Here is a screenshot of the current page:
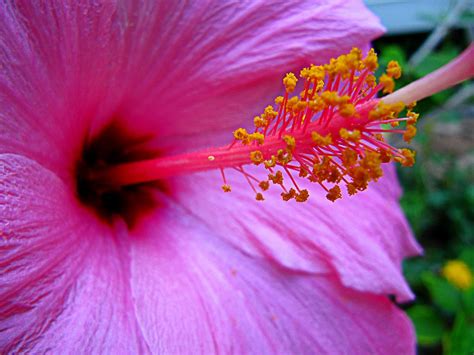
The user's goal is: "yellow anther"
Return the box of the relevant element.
[321,91,340,106]
[283,73,298,93]
[342,148,358,168]
[327,165,342,183]
[378,149,392,163]
[233,127,248,140]
[295,189,309,202]
[390,102,405,115]
[283,135,296,151]
[339,128,361,142]
[312,157,333,182]
[365,74,376,88]
[250,150,264,165]
[295,100,308,112]
[255,193,265,201]
[263,105,278,119]
[334,56,350,77]
[403,125,417,143]
[281,188,296,201]
[299,168,309,177]
[300,67,310,79]
[386,60,402,79]
[208,155,215,161]
[442,260,473,290]
[374,134,385,142]
[346,47,363,70]
[348,166,369,190]
[311,132,332,146]
[361,150,383,181]
[339,103,356,117]
[250,132,265,145]
[379,74,395,94]
[268,171,284,185]
[286,96,299,110]
[276,149,292,165]
[346,183,358,196]
[324,58,338,77]
[264,156,277,169]
[338,95,351,104]
[258,180,270,191]
[363,48,378,71]
[222,184,232,192]
[326,185,342,202]
[369,101,405,121]
[308,96,326,111]
[395,148,415,167]
[407,111,419,124]
[316,80,324,91]
[301,64,325,81]
[254,115,268,128]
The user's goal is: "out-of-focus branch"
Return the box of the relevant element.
[409,0,471,67]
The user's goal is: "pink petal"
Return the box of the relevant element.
[129,195,415,353]
[0,1,384,174]
[0,154,146,353]
[169,164,421,302]
[120,0,385,150]
[0,2,125,176]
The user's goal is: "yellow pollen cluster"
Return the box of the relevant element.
[283,73,298,92]
[339,128,361,143]
[311,132,332,146]
[233,128,265,145]
[363,48,378,71]
[283,135,296,151]
[379,60,402,94]
[250,150,264,165]
[223,48,418,203]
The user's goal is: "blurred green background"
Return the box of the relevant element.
[367,1,473,353]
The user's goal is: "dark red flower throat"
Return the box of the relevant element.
[75,122,167,227]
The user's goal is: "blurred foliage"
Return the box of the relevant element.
[374,29,474,355]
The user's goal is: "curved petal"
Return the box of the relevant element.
[0,1,384,175]
[0,2,126,177]
[169,164,421,302]
[119,0,385,150]
[0,154,147,353]
[129,194,415,353]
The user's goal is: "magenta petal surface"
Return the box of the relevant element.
[0,154,146,353]
[0,1,384,172]
[129,194,415,353]
[170,164,421,302]
[0,0,419,352]
[120,0,385,150]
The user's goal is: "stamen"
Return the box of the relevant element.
[88,46,473,203]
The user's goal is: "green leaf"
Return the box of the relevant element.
[422,272,461,314]
[460,248,474,270]
[413,47,459,77]
[447,310,474,355]
[407,305,445,346]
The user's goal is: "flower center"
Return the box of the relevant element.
[75,122,167,227]
[87,48,418,203]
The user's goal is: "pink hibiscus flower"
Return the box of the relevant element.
[1,1,422,353]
